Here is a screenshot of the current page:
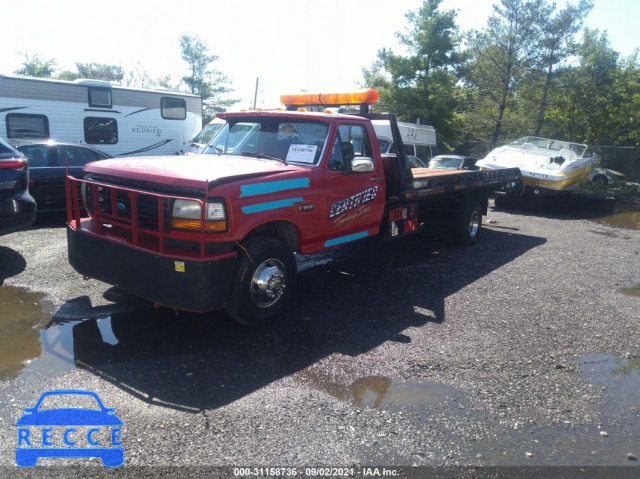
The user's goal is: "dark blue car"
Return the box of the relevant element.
[15,390,123,467]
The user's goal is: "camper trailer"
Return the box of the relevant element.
[0,75,202,157]
[372,120,437,164]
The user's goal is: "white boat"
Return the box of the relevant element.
[476,136,594,196]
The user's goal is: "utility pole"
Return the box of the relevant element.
[253,77,259,110]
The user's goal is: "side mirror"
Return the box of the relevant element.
[351,157,375,173]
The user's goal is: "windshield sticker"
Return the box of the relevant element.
[286,144,317,164]
[329,186,378,219]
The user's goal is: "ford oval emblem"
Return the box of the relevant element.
[117,202,126,211]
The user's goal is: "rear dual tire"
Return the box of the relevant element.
[454,200,482,246]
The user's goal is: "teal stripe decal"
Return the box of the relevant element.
[240,178,310,198]
[242,197,305,214]
[324,231,370,247]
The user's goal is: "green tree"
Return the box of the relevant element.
[14,53,56,77]
[58,63,124,82]
[361,0,462,141]
[546,29,619,143]
[613,53,640,146]
[463,0,539,147]
[180,34,236,121]
[531,0,594,135]
[123,62,156,89]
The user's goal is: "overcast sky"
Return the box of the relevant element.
[2,0,637,108]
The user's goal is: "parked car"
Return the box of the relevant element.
[586,167,626,186]
[0,137,36,235]
[428,155,479,170]
[407,155,429,168]
[13,140,112,213]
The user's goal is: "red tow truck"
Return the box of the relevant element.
[66,90,521,325]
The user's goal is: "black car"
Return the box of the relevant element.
[14,141,112,213]
[428,155,479,170]
[0,138,36,235]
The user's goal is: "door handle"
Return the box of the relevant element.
[371,176,383,182]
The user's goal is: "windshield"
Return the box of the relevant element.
[202,118,330,165]
[509,136,588,156]
[192,121,224,145]
[428,157,463,169]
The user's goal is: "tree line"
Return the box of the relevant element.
[14,34,235,124]
[363,0,639,158]
[13,0,640,156]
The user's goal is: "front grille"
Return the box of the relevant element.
[86,184,172,232]
[67,175,232,261]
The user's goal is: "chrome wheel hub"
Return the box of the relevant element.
[250,259,286,308]
[469,211,480,238]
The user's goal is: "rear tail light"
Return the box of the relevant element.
[0,158,28,169]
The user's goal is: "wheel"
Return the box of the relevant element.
[225,236,296,326]
[453,199,482,246]
[591,174,608,186]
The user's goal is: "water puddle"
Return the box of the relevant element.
[296,367,473,414]
[0,285,110,381]
[468,353,640,468]
[0,286,54,380]
[0,285,227,382]
[592,209,640,231]
[619,284,640,298]
[579,353,640,416]
[349,376,465,411]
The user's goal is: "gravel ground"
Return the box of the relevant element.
[0,199,639,478]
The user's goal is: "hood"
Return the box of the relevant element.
[84,155,302,190]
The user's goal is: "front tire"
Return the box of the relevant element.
[454,199,482,246]
[225,236,296,326]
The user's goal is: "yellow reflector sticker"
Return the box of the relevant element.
[175,261,186,273]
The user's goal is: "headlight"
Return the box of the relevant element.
[171,199,227,232]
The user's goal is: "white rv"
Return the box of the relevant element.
[372,120,437,164]
[0,75,202,156]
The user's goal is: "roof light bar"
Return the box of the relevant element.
[280,89,378,107]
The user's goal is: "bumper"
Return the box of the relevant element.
[67,225,237,312]
[0,192,36,236]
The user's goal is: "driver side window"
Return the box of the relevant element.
[329,124,371,172]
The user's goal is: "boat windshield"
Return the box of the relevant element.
[201,118,330,165]
[509,136,588,156]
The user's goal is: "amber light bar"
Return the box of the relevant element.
[280,89,379,107]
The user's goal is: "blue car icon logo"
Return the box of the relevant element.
[15,390,123,467]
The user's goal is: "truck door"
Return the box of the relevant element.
[322,123,385,241]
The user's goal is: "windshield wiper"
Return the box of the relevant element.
[245,152,287,165]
